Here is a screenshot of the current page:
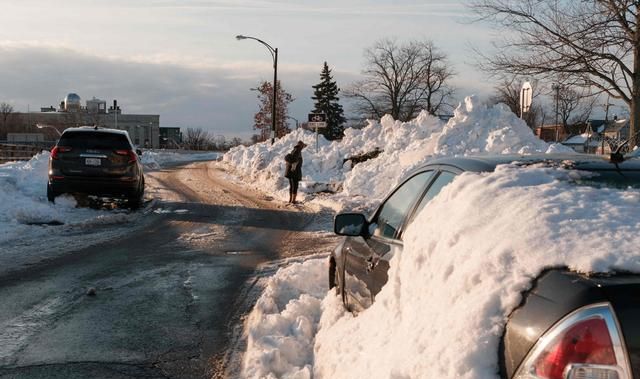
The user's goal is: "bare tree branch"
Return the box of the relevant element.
[346,38,456,121]
[470,0,640,145]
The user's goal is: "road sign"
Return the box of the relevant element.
[520,82,532,118]
[308,113,326,122]
[308,113,327,129]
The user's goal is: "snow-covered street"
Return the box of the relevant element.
[3,98,640,379]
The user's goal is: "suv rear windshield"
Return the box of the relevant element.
[59,132,132,150]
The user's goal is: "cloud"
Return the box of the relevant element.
[0,44,338,138]
[0,43,490,140]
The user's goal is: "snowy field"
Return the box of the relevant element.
[0,149,219,274]
[223,97,640,378]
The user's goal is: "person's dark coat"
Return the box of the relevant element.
[284,147,303,181]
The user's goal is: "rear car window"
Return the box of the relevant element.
[59,132,131,150]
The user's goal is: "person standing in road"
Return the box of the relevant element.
[285,140,306,204]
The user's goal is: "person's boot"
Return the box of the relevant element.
[292,193,297,204]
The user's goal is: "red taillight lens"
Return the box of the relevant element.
[515,304,630,379]
[534,318,616,379]
[50,146,72,160]
[115,149,137,163]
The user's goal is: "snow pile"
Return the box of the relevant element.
[242,257,328,379]
[223,96,571,208]
[0,152,134,243]
[241,164,640,378]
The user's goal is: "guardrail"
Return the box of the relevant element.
[0,143,48,164]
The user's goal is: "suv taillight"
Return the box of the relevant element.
[515,303,631,379]
[115,149,137,163]
[50,146,72,160]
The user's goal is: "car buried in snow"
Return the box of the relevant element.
[329,153,640,379]
[47,126,145,209]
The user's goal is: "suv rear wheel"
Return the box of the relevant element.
[128,180,145,210]
[47,183,57,203]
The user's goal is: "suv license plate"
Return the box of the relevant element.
[85,158,102,166]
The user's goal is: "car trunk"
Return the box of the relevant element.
[503,270,640,378]
[56,132,134,177]
[591,275,640,378]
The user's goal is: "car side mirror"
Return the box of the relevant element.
[334,213,367,236]
[136,149,143,156]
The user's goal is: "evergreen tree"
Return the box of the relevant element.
[311,62,346,140]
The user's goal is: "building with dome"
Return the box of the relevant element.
[64,93,82,112]
[15,93,161,148]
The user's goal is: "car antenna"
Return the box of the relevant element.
[609,129,640,163]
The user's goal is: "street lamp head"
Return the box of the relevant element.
[236,35,247,40]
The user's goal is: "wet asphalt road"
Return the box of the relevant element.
[0,161,335,379]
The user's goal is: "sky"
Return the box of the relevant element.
[0,0,499,139]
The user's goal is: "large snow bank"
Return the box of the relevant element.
[223,96,571,209]
[241,164,640,378]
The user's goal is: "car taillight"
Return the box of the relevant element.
[115,149,137,163]
[50,146,72,160]
[515,303,631,379]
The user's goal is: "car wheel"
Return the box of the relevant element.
[47,183,57,203]
[329,258,343,299]
[128,181,144,210]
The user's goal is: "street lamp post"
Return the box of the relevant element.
[236,34,278,144]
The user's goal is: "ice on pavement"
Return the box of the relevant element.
[232,98,640,378]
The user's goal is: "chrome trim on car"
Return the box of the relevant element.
[80,154,108,158]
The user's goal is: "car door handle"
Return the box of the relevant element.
[365,256,377,273]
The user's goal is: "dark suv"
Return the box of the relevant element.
[47,127,145,209]
[331,154,640,379]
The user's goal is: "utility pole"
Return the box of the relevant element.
[602,96,614,154]
[552,83,560,142]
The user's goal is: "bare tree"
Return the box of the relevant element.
[471,0,640,146]
[489,76,545,129]
[346,38,455,121]
[183,128,213,150]
[0,102,13,128]
[553,85,598,134]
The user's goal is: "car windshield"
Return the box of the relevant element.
[59,132,131,150]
